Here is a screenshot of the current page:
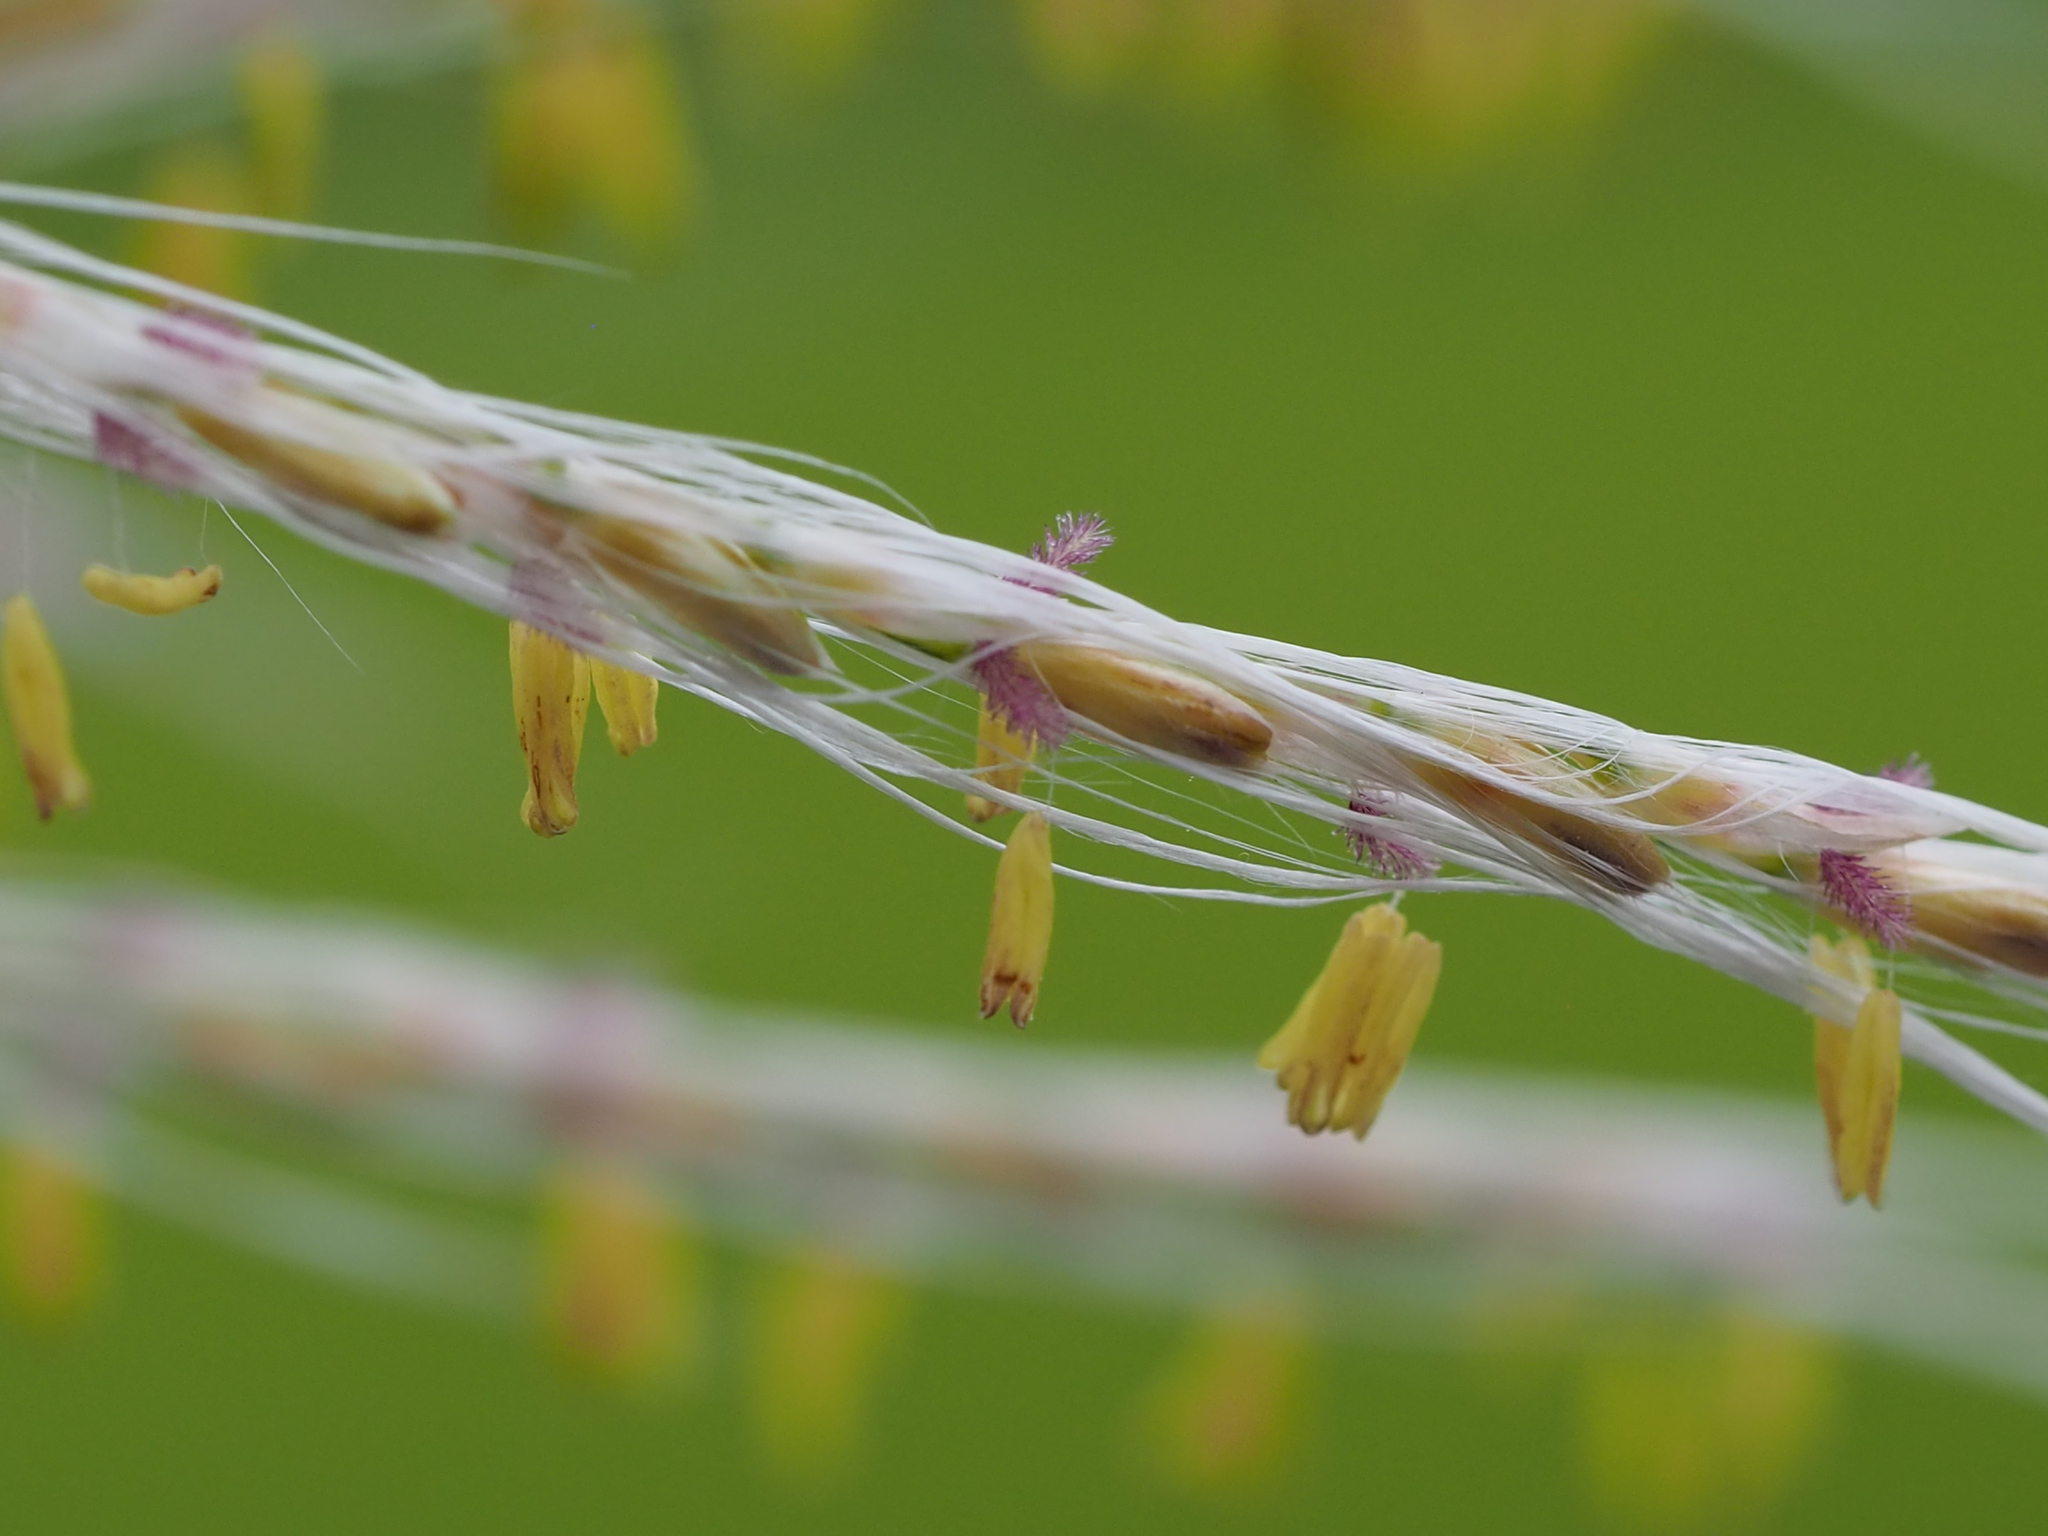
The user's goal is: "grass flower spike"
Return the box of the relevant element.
[1,593,89,820]
[510,619,590,836]
[981,811,1054,1026]
[1259,903,1442,1137]
[8,200,2048,1170]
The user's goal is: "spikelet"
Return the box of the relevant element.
[510,620,591,836]
[576,514,823,675]
[81,563,222,616]
[1013,641,1273,768]
[177,400,456,535]
[590,658,658,756]
[980,812,1055,1025]
[1259,902,1441,1137]
[1808,934,1900,1206]
[1,594,89,819]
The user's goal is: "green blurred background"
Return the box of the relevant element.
[4,0,2048,1527]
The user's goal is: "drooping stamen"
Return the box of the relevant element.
[590,659,658,757]
[82,563,222,616]
[1818,850,1912,950]
[1258,903,1442,1139]
[1,594,90,820]
[980,812,1055,1026]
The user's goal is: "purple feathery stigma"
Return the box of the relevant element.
[1878,753,1935,790]
[1343,787,1437,882]
[1030,512,1114,574]
[1818,849,1912,950]
[973,647,1069,749]
[94,412,197,491]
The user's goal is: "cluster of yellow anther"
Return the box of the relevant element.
[1807,933,1901,1207]
[1258,902,1443,1138]
[508,621,660,836]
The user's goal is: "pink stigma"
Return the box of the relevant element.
[973,648,1068,749]
[1030,512,1114,574]
[1818,850,1911,950]
[1343,788,1437,882]
[1878,754,1935,789]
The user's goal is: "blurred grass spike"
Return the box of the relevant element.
[1142,1304,1306,1491]
[750,1250,902,1479]
[511,619,591,836]
[541,1160,693,1382]
[1809,935,1902,1206]
[1259,902,1441,1138]
[1,1141,103,1327]
[1,593,90,820]
[81,562,222,616]
[238,34,325,223]
[981,811,1054,1026]
[590,657,659,755]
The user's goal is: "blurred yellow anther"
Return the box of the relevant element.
[132,140,256,299]
[2,593,90,820]
[493,0,696,252]
[2,1142,102,1327]
[177,403,457,536]
[965,695,1034,822]
[751,1250,901,1479]
[980,811,1054,1025]
[1808,934,1900,1206]
[1016,641,1273,768]
[238,35,325,221]
[1258,902,1441,1138]
[1582,1310,1833,1528]
[81,563,222,616]
[1143,1306,1305,1490]
[590,658,658,756]
[541,1161,691,1381]
[511,620,591,836]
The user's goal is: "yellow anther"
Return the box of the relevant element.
[965,695,1034,822]
[81,563,222,616]
[590,658,659,756]
[980,811,1054,1026]
[510,620,591,836]
[1258,902,1441,1138]
[1015,641,1273,768]
[1808,934,1900,1206]
[541,1161,691,1381]
[2,1142,102,1327]
[576,514,824,676]
[238,35,325,221]
[177,402,457,536]
[1,593,89,820]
